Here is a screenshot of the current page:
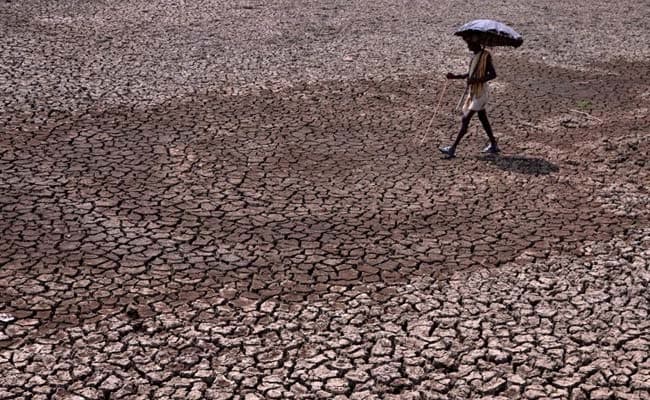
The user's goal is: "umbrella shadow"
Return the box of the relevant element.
[479,154,559,175]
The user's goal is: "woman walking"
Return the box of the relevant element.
[439,37,500,158]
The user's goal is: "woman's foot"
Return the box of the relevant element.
[482,144,500,154]
[439,146,456,158]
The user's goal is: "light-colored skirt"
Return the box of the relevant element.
[463,84,490,112]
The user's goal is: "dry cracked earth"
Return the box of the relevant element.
[1,1,649,399]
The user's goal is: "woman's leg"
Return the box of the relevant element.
[440,110,474,157]
[453,110,475,149]
[477,110,498,148]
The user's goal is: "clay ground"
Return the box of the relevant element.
[1,0,649,399]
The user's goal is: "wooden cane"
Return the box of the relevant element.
[418,80,449,144]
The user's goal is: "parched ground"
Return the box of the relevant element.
[1,1,649,399]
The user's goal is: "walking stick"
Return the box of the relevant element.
[418,80,449,144]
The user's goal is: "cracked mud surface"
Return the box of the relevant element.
[1,1,649,399]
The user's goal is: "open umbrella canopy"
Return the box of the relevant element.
[455,19,523,48]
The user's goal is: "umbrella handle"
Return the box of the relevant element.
[455,86,469,113]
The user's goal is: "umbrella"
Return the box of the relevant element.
[454,19,523,48]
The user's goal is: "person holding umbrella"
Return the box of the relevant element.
[440,36,498,157]
[439,20,523,158]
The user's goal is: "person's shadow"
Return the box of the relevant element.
[479,154,559,175]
